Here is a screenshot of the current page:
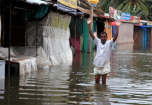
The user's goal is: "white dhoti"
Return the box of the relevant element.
[94,63,110,75]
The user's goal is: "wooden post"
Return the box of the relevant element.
[74,18,77,55]
[36,18,38,56]
[150,28,152,49]
[88,7,93,53]
[8,0,12,78]
[1,2,5,47]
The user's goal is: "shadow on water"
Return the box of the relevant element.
[0,41,152,104]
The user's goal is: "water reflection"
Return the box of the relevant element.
[109,41,152,104]
[1,41,152,105]
[0,79,4,99]
[2,65,72,105]
[93,84,111,105]
[133,41,151,51]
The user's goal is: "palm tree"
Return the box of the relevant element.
[98,0,114,13]
[146,0,152,20]
[98,0,151,20]
[116,0,149,19]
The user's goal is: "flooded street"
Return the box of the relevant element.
[0,42,152,105]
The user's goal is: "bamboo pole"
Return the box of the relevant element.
[74,18,77,55]
[88,7,93,53]
[36,18,38,57]
[8,0,12,77]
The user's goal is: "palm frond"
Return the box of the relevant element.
[138,1,149,15]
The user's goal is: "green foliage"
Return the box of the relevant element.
[98,0,152,20]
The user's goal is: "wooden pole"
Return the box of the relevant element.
[74,18,77,55]
[8,0,12,77]
[2,2,5,47]
[36,18,38,57]
[88,7,93,53]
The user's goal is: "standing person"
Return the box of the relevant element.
[87,18,121,84]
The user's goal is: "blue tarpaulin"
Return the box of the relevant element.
[57,2,77,15]
[143,26,152,27]
[112,25,116,38]
[139,25,152,30]
[139,26,146,30]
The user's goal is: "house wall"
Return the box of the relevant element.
[116,23,134,44]
[133,26,152,50]
[134,26,143,42]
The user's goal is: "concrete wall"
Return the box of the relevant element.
[116,23,134,44]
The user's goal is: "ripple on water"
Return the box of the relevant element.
[76,83,94,86]
[1,43,152,105]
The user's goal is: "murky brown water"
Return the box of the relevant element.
[0,42,152,105]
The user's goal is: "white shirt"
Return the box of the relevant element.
[93,37,113,67]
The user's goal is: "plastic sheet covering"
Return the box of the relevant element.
[26,11,72,66]
[0,16,1,46]
[12,46,49,68]
[81,18,89,52]
[13,57,37,75]
[0,60,5,79]
[0,47,15,60]
[0,47,37,75]
[27,5,49,21]
[25,0,49,5]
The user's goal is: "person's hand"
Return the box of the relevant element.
[87,18,92,25]
[115,21,121,26]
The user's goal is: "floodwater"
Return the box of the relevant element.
[0,42,152,105]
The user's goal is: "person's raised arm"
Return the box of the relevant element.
[113,21,121,42]
[87,18,95,39]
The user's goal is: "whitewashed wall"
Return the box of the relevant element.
[116,23,134,44]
